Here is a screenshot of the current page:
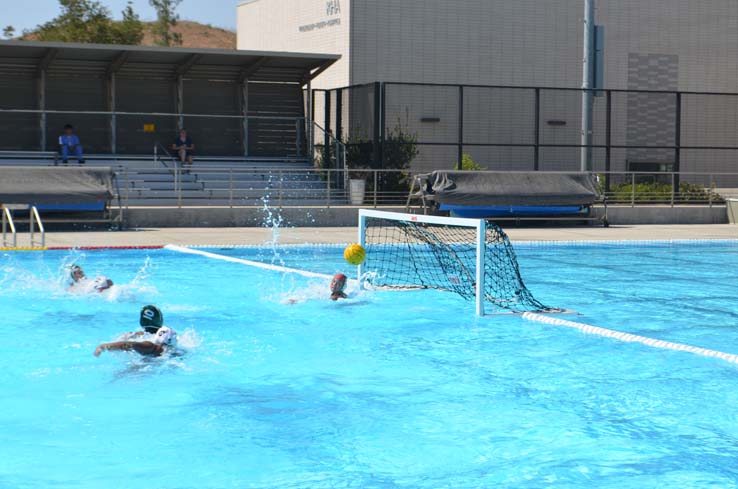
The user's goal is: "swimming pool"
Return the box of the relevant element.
[3,241,738,488]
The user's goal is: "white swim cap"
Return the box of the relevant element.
[152,326,177,346]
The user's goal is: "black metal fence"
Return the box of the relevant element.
[312,82,738,189]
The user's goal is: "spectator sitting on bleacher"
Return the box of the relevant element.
[172,128,195,172]
[59,124,85,165]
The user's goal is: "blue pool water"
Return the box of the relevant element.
[3,242,738,488]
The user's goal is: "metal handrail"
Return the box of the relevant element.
[111,167,738,208]
[29,206,45,248]
[114,167,738,177]
[153,141,179,171]
[311,120,349,190]
[2,207,16,248]
[312,121,348,166]
[153,141,183,199]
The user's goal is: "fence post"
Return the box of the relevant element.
[709,175,714,208]
[343,144,348,192]
[326,169,331,208]
[324,91,331,165]
[242,82,249,157]
[605,90,612,192]
[534,87,540,171]
[336,88,343,144]
[307,80,314,162]
[373,82,383,170]
[631,173,635,207]
[458,85,464,170]
[674,92,682,194]
[38,69,46,151]
[109,72,117,154]
[335,139,340,171]
[373,171,378,208]
[671,172,675,208]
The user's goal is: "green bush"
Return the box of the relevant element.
[608,180,719,203]
[459,153,486,171]
[379,124,419,192]
[324,125,418,194]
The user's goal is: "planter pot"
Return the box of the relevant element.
[349,178,366,205]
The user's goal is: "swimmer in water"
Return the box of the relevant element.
[330,273,348,301]
[284,273,349,304]
[94,326,177,357]
[118,305,171,340]
[69,264,113,292]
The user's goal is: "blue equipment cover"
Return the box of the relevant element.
[440,204,587,218]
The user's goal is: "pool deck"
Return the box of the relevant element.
[12,224,738,248]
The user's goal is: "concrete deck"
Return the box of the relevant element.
[6,224,737,248]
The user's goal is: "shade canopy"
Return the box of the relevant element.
[0,40,339,83]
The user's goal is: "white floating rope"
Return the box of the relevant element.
[522,312,738,365]
[164,244,356,284]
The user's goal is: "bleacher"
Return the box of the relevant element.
[0,42,345,216]
[0,154,345,207]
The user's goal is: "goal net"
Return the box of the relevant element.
[358,210,554,315]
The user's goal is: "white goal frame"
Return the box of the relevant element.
[358,209,487,316]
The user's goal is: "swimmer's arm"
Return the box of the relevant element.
[94,341,161,356]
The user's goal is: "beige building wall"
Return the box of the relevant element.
[238,0,738,91]
[350,0,582,88]
[348,0,738,91]
[237,0,350,90]
[237,0,738,175]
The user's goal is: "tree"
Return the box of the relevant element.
[116,2,145,45]
[149,0,183,47]
[2,25,15,39]
[34,0,143,45]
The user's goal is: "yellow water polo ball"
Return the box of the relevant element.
[344,243,366,265]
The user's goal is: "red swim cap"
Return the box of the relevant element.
[331,273,347,293]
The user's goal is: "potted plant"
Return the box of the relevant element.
[341,126,419,205]
[345,135,373,205]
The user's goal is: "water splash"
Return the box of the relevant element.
[2,253,158,302]
[359,270,380,289]
[259,178,298,295]
[274,278,366,305]
[176,327,203,350]
[260,192,285,266]
[68,256,158,302]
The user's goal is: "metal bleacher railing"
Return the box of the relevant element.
[110,167,735,209]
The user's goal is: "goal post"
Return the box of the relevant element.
[475,218,486,316]
[357,209,553,316]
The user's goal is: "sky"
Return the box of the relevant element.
[3,0,239,33]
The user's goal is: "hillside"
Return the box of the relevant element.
[21,20,237,50]
[141,21,236,50]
